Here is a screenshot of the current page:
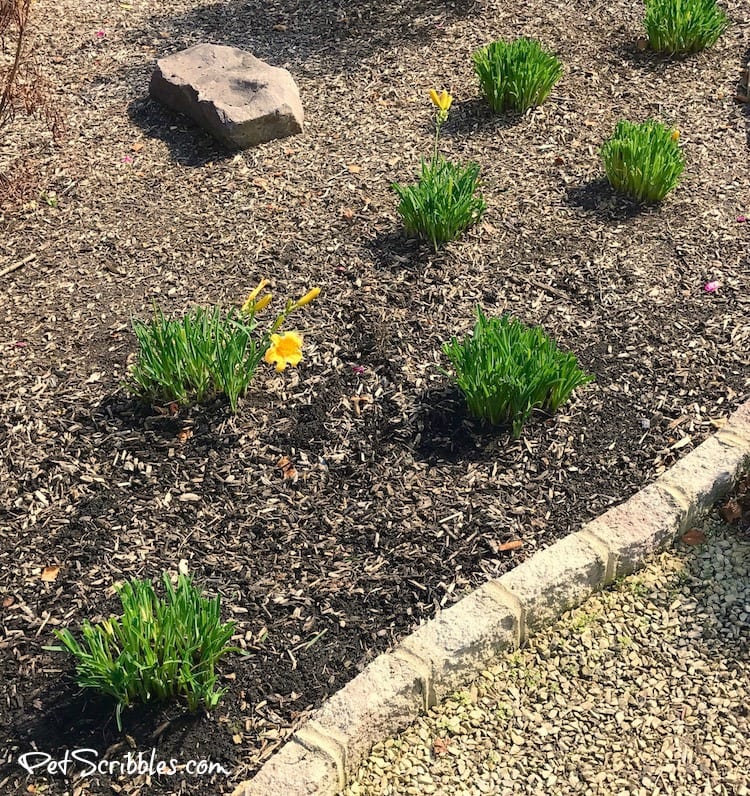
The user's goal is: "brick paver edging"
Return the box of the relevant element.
[232,399,750,796]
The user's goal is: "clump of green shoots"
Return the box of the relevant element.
[643,0,728,54]
[472,38,563,114]
[47,573,240,729]
[126,283,319,411]
[600,119,685,203]
[392,89,485,250]
[443,307,593,438]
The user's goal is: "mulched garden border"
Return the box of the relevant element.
[1,0,748,793]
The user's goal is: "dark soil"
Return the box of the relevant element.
[1,0,748,793]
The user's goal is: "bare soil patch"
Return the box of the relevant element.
[1,0,748,793]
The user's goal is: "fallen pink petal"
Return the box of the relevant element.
[704,281,720,292]
[737,215,747,223]
[122,155,133,164]
[95,30,105,38]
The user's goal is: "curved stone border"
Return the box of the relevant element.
[232,400,750,796]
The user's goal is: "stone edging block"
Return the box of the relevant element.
[494,532,608,637]
[658,431,750,514]
[231,737,338,796]
[232,398,750,796]
[232,653,424,795]
[397,581,520,706]
[578,482,687,581]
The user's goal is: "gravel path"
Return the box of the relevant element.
[346,515,750,796]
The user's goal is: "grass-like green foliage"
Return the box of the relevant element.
[392,156,486,250]
[48,574,238,729]
[600,119,685,203]
[472,38,563,114]
[443,308,593,438]
[127,305,263,411]
[644,0,728,53]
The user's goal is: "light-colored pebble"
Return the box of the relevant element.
[345,517,750,795]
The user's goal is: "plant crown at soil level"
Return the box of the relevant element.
[600,119,685,203]
[472,37,563,114]
[47,573,239,730]
[443,307,594,438]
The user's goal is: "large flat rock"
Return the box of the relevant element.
[149,44,303,149]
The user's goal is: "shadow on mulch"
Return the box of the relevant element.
[126,96,235,167]
[612,40,701,73]
[126,0,477,79]
[93,392,248,438]
[410,384,517,464]
[13,671,128,751]
[364,224,489,274]
[6,666,228,775]
[435,98,526,139]
[564,177,653,222]
[364,229,432,271]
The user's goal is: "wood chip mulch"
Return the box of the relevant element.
[1,0,748,793]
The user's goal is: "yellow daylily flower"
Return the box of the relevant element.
[241,279,271,314]
[264,331,303,372]
[293,286,321,309]
[429,89,453,113]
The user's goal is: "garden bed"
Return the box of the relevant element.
[1,0,748,793]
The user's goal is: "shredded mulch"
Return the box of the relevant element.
[1,0,748,793]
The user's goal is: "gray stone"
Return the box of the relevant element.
[231,739,338,796]
[658,435,750,521]
[149,44,303,149]
[398,583,519,704]
[495,533,608,635]
[305,652,426,778]
[579,482,687,579]
[232,654,425,796]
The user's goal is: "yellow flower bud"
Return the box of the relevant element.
[293,286,321,309]
[252,293,273,312]
[670,129,680,142]
[429,89,453,113]
[241,279,271,314]
[242,278,270,301]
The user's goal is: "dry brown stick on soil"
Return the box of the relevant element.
[0,252,36,277]
[509,272,570,301]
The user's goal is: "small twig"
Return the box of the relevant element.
[297,628,328,652]
[0,252,35,277]
[151,718,173,740]
[508,272,570,301]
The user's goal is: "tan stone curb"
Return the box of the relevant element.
[231,399,750,796]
